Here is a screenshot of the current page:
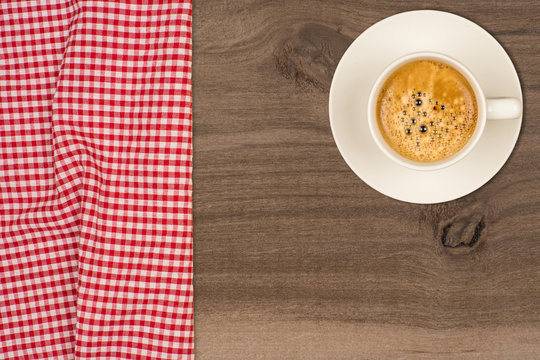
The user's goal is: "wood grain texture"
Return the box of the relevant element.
[192,1,540,358]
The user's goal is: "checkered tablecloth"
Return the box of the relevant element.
[1,1,193,358]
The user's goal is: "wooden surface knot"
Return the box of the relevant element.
[274,23,352,90]
[441,214,485,248]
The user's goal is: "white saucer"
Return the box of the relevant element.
[329,10,522,204]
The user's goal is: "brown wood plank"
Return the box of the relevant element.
[192,1,540,358]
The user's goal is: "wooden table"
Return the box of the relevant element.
[192,1,540,358]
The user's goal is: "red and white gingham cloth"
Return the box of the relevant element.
[1,1,193,359]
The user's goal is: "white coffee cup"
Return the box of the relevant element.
[367,52,521,171]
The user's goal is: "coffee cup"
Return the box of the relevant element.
[367,52,521,171]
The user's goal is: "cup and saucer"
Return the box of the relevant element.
[329,10,523,204]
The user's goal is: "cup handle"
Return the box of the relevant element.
[486,98,522,120]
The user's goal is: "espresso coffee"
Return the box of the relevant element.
[376,60,478,162]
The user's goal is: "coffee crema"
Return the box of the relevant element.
[376,60,478,162]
